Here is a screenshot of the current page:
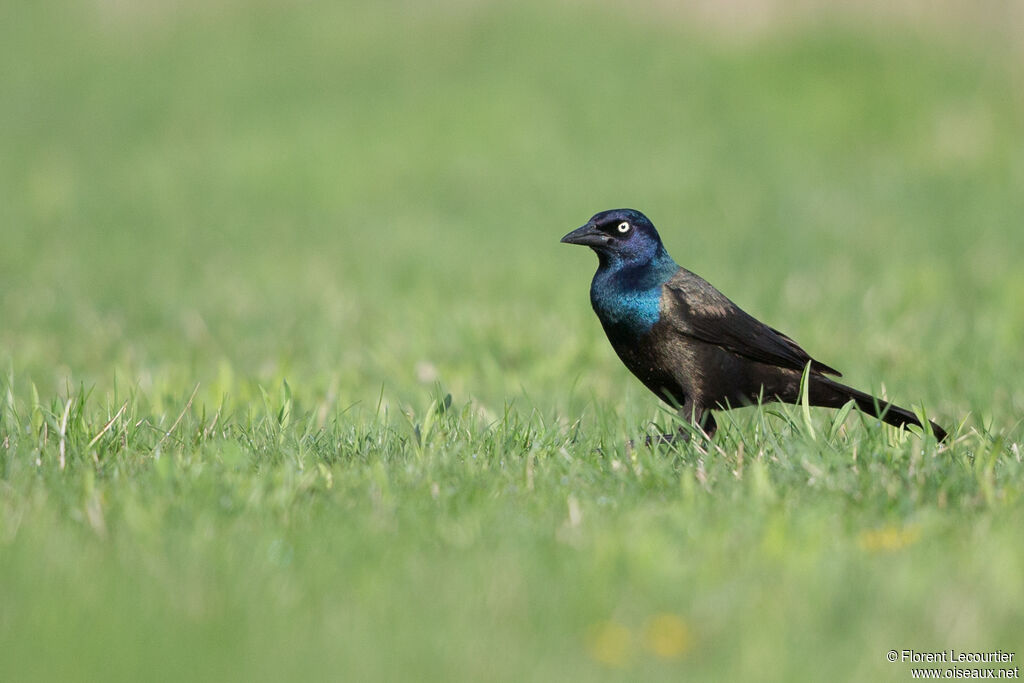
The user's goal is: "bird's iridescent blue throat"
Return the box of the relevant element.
[560,208,680,335]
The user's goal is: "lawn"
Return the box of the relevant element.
[2,2,1022,681]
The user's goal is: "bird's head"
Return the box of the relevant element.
[561,208,666,267]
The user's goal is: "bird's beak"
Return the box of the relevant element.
[560,222,609,247]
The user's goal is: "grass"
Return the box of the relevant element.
[2,2,1023,681]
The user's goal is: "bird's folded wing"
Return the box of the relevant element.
[663,271,841,376]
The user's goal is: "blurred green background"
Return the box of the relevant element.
[2,1,1022,681]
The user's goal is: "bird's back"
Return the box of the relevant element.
[660,268,841,377]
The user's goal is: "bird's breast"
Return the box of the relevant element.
[589,282,663,337]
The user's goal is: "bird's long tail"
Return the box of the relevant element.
[810,377,948,442]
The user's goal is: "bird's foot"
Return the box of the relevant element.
[644,429,690,447]
[627,419,717,451]
[623,428,691,452]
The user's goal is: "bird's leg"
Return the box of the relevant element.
[675,401,717,439]
[641,404,717,447]
[698,411,718,438]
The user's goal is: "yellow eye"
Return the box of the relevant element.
[617,222,630,233]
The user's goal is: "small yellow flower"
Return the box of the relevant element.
[857,525,921,552]
[585,620,633,667]
[643,613,692,660]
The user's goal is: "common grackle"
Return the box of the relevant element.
[561,208,947,441]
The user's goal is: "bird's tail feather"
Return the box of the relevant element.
[811,378,948,442]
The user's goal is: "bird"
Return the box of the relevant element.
[561,208,947,442]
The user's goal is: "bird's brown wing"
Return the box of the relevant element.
[662,269,841,376]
